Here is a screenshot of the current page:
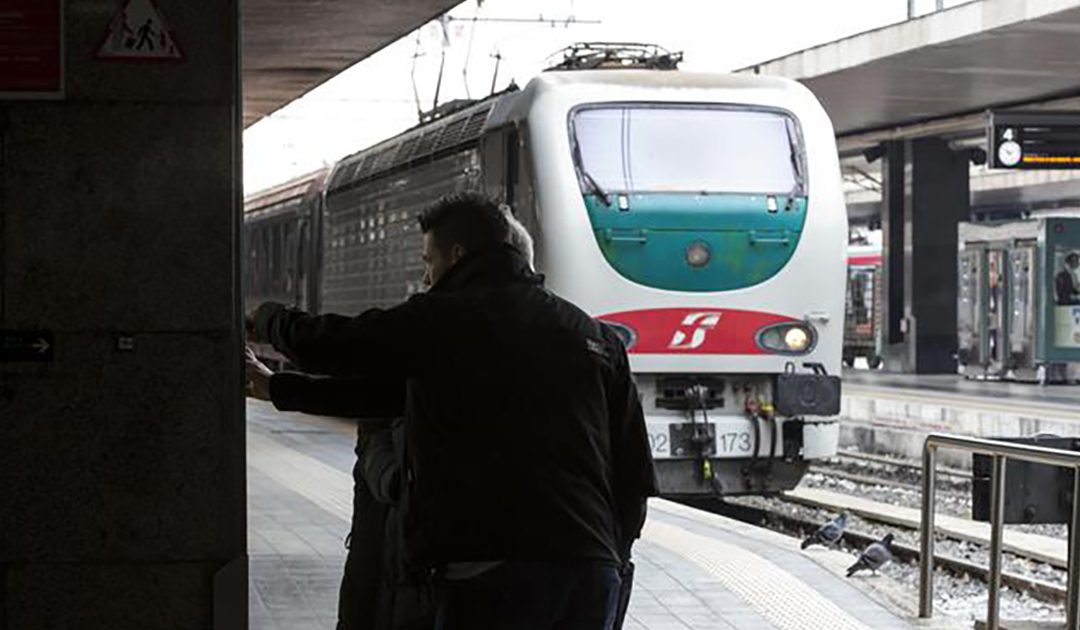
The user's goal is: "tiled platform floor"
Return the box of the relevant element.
[247,401,918,630]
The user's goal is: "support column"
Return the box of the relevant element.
[906,138,970,373]
[0,2,245,628]
[881,138,970,373]
[880,140,906,365]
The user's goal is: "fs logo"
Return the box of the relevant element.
[668,312,723,350]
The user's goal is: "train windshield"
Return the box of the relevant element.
[571,105,804,196]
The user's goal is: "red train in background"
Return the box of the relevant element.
[845,242,883,369]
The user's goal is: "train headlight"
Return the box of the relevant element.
[686,241,711,268]
[784,327,810,352]
[756,322,816,355]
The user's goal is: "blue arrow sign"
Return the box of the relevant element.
[0,330,54,362]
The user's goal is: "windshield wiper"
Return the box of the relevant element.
[579,168,612,207]
[784,120,806,210]
[570,137,612,207]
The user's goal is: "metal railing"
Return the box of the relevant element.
[920,434,1080,630]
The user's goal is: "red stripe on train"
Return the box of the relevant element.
[848,255,882,266]
[598,308,798,355]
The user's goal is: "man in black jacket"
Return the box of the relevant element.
[251,192,657,630]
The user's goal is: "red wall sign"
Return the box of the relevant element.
[0,0,64,98]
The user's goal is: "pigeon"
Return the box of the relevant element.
[801,513,848,550]
[846,533,895,577]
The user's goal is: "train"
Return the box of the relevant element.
[845,242,883,369]
[245,44,848,496]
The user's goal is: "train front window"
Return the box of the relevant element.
[571,105,804,196]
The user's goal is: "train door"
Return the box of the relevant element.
[1007,243,1038,378]
[957,247,985,368]
[985,248,1009,375]
[481,124,540,263]
[481,126,515,205]
[283,220,297,306]
[296,219,310,311]
[259,224,273,299]
[844,265,879,367]
[305,194,324,314]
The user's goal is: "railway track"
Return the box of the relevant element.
[683,448,1067,608]
[813,452,974,513]
[689,497,1068,605]
[804,453,1067,564]
[833,450,972,481]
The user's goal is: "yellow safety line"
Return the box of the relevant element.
[644,520,873,630]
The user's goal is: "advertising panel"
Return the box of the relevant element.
[1051,244,1080,348]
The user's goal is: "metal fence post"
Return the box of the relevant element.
[919,435,1080,625]
[1068,466,1080,630]
[919,442,937,618]
[987,455,1007,630]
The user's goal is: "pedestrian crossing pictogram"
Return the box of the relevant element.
[97,0,183,61]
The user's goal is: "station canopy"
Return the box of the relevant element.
[243,0,461,127]
[740,0,1080,144]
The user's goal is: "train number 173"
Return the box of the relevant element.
[717,431,751,453]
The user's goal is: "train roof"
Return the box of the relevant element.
[533,69,804,93]
[322,69,811,196]
[245,168,328,215]
[326,92,509,195]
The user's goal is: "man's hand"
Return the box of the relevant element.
[245,345,274,401]
[248,302,287,345]
[245,314,258,343]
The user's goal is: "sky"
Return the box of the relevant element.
[242,0,962,193]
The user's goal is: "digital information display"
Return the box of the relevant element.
[987,111,1080,170]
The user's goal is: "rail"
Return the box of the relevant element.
[919,434,1080,630]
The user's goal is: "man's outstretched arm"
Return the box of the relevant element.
[251,299,431,377]
[246,345,406,419]
[270,372,406,419]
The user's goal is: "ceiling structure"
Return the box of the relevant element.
[242,0,462,127]
[741,0,1080,145]
[846,166,1080,223]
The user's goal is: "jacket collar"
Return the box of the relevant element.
[430,244,543,293]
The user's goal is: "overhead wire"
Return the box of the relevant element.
[410,32,426,122]
[461,0,483,99]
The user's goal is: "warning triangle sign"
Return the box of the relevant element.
[97,0,183,61]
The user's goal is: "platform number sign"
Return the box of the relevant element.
[996,129,1022,167]
[988,110,1080,170]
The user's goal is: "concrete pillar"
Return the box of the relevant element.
[0,2,245,628]
[882,137,970,374]
[880,141,906,351]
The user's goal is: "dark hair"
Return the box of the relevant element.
[418,192,510,254]
[1068,253,1080,266]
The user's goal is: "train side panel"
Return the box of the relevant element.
[243,170,326,315]
[319,102,501,314]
